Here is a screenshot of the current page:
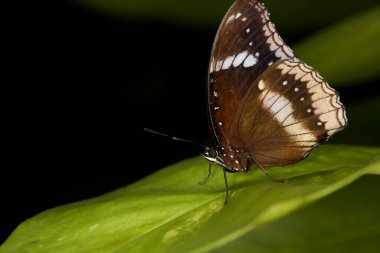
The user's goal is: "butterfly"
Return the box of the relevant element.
[146,0,347,204]
[199,0,347,202]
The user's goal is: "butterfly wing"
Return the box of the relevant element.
[208,0,347,170]
[208,0,296,148]
[229,60,347,167]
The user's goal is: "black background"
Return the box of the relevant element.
[2,0,379,243]
[3,1,211,242]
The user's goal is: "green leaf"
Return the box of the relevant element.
[1,145,380,252]
[214,175,380,253]
[294,5,380,86]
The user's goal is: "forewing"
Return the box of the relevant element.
[230,60,347,167]
[208,0,296,147]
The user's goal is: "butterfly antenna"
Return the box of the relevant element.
[144,128,208,149]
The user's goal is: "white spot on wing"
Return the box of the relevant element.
[222,55,235,70]
[258,80,266,91]
[235,12,242,19]
[233,51,248,67]
[226,14,235,24]
[246,28,251,33]
[243,54,257,68]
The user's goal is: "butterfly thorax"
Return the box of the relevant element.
[201,146,251,173]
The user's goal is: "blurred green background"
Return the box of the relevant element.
[2,0,380,249]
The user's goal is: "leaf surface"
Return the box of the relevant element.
[2,145,379,252]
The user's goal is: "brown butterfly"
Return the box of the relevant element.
[146,0,347,204]
[199,0,347,202]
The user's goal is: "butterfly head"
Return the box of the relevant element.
[201,147,249,173]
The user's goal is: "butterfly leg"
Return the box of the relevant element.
[199,162,213,185]
[223,168,229,205]
[249,156,285,183]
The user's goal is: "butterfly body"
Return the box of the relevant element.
[204,0,347,173]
